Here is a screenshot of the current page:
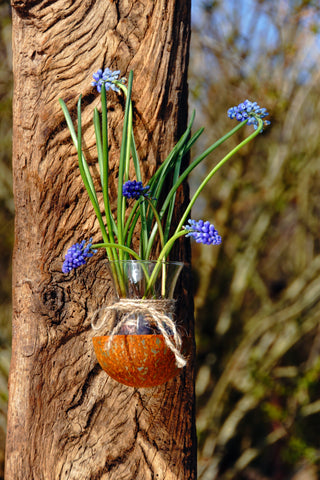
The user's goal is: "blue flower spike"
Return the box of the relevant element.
[91,68,124,93]
[184,219,222,246]
[62,238,96,273]
[122,180,151,200]
[228,99,270,131]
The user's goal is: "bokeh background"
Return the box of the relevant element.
[0,0,12,476]
[1,1,320,478]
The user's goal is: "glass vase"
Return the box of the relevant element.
[92,260,191,388]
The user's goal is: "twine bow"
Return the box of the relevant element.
[91,298,187,368]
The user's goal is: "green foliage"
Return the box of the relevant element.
[191,1,320,478]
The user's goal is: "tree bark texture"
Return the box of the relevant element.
[6,1,195,479]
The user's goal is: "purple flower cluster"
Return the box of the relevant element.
[62,239,96,273]
[91,68,122,93]
[227,100,270,130]
[184,219,222,246]
[122,180,150,199]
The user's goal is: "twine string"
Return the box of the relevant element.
[91,298,187,368]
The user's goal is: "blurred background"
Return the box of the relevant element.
[1,0,320,478]
[190,1,320,479]
[0,0,12,477]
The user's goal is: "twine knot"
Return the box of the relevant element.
[91,298,186,368]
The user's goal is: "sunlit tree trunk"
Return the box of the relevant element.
[6,1,195,479]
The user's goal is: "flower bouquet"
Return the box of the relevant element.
[60,68,269,387]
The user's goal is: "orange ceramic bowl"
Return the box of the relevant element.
[93,335,190,388]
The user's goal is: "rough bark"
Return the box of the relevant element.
[6,0,195,479]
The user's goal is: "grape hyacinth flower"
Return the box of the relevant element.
[227,99,270,131]
[60,67,271,296]
[184,219,222,245]
[122,180,150,199]
[62,239,96,273]
[91,68,123,93]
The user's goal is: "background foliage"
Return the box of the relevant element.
[1,0,320,479]
[190,1,320,479]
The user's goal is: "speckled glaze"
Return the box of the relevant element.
[93,335,191,387]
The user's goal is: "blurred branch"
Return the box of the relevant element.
[191,1,320,477]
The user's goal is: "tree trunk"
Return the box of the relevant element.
[6,1,195,479]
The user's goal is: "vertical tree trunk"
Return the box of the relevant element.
[6,1,195,479]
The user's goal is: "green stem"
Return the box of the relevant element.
[174,117,264,234]
[75,98,109,245]
[130,131,148,257]
[92,243,157,298]
[145,197,166,295]
[117,71,133,261]
[92,242,142,260]
[145,198,165,251]
[100,84,118,250]
[117,79,149,258]
[92,242,142,296]
[144,119,249,259]
[144,230,188,297]
[123,200,140,241]
[59,97,100,210]
[144,118,264,295]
